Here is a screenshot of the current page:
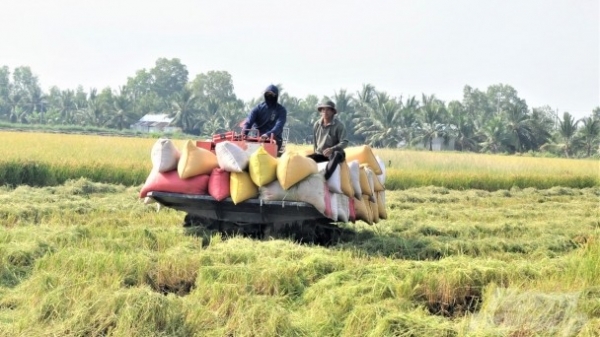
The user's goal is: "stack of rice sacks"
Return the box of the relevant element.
[139,138,217,199]
[344,145,388,225]
[139,139,387,224]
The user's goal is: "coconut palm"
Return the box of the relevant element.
[397,95,419,146]
[577,116,600,157]
[331,89,358,143]
[170,88,199,133]
[503,107,535,153]
[106,89,138,130]
[412,94,449,151]
[447,100,479,151]
[478,116,509,153]
[354,91,403,147]
[541,112,580,158]
[528,107,554,151]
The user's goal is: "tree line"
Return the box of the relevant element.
[0,58,598,158]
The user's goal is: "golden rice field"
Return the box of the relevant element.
[0,131,599,336]
[0,131,598,190]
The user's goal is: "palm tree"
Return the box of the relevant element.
[577,117,599,157]
[106,90,138,130]
[57,89,77,124]
[332,89,358,142]
[356,84,376,106]
[504,107,535,153]
[528,108,554,151]
[397,95,419,146]
[447,101,479,151]
[542,112,580,158]
[25,86,48,123]
[170,88,199,133]
[354,92,403,147]
[412,94,449,151]
[478,116,509,153]
[84,99,108,127]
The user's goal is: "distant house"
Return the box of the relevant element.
[413,137,455,151]
[130,114,181,133]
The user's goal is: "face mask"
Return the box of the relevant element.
[265,95,277,107]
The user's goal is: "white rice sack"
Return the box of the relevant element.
[329,192,339,221]
[347,160,362,199]
[259,174,326,214]
[317,162,342,194]
[259,179,287,201]
[215,141,250,172]
[335,193,349,223]
[151,138,180,172]
[375,155,387,185]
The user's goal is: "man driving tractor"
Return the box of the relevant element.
[242,84,287,155]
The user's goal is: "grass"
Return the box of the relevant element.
[0,179,599,336]
[0,132,598,190]
[0,131,598,335]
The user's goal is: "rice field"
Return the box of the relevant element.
[0,131,598,336]
[0,131,598,190]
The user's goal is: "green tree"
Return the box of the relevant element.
[170,87,199,133]
[354,91,403,147]
[543,112,580,158]
[106,88,138,130]
[0,66,10,119]
[528,106,554,151]
[190,70,237,103]
[577,116,600,157]
[412,94,449,150]
[462,85,492,127]
[592,107,600,120]
[447,100,479,151]
[150,58,188,101]
[503,107,534,153]
[331,89,359,143]
[397,95,419,147]
[478,116,509,154]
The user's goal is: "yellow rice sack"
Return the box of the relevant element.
[354,196,373,225]
[358,165,374,197]
[362,195,375,224]
[369,194,380,224]
[230,171,258,205]
[277,151,318,190]
[377,191,387,219]
[339,161,355,199]
[178,140,219,179]
[345,145,382,175]
[372,172,385,192]
[249,146,278,187]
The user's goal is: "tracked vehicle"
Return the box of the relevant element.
[147,129,345,244]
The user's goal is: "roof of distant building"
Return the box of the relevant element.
[137,113,174,124]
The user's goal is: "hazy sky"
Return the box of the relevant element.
[1,0,598,118]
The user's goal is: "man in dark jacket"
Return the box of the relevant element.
[307,99,348,179]
[242,84,287,155]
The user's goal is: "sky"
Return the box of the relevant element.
[1,0,598,119]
